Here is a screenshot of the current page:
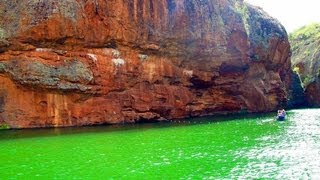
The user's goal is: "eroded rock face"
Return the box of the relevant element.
[290,23,320,107]
[0,0,291,128]
[287,72,306,108]
[306,80,320,107]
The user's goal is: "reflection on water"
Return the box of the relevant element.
[0,109,320,179]
[0,112,273,140]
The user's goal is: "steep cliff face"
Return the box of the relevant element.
[305,80,320,107]
[0,0,291,128]
[286,71,306,108]
[290,23,320,107]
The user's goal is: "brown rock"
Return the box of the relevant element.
[306,80,320,107]
[0,0,291,128]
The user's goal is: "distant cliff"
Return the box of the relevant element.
[290,23,320,107]
[0,0,291,129]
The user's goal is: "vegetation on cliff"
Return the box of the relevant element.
[0,124,9,130]
[290,23,320,106]
[289,23,320,86]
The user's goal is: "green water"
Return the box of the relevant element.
[1,109,320,179]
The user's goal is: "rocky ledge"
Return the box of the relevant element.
[0,0,291,128]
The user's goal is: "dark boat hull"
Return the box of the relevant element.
[277,116,285,121]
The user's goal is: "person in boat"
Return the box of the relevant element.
[277,109,286,120]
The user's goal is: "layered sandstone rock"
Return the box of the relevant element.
[0,0,291,128]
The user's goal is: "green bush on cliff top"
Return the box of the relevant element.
[289,23,320,51]
[289,23,320,40]
[290,23,320,86]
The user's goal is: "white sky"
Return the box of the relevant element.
[244,0,320,33]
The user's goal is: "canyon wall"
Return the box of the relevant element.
[290,23,320,107]
[0,0,291,128]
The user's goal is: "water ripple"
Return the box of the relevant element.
[230,109,320,179]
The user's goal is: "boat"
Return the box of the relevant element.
[277,115,285,121]
[277,109,286,121]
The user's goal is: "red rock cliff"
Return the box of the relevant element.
[0,0,291,128]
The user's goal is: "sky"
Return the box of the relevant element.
[244,0,320,33]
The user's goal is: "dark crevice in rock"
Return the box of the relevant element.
[0,90,6,113]
[190,76,214,89]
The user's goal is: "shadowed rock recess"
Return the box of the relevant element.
[0,0,292,128]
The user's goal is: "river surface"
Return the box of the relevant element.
[1,109,320,179]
